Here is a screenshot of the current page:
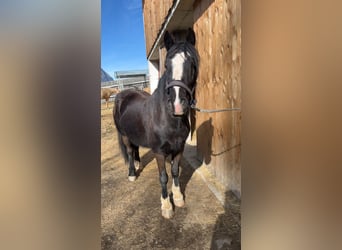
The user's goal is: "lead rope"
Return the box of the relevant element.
[190,100,241,113]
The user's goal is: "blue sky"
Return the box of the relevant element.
[101,0,148,78]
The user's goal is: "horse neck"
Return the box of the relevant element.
[151,74,167,102]
[149,76,168,116]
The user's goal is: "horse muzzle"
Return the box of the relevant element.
[174,103,184,115]
[166,80,193,116]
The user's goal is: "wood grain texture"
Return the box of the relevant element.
[142,0,241,195]
[194,0,241,193]
[142,0,174,57]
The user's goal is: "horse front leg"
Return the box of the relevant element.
[171,152,185,207]
[155,153,173,219]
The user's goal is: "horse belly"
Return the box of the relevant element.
[119,110,150,147]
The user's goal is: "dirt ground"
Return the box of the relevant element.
[101,102,241,250]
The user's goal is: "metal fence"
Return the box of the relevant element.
[101,76,149,87]
[101,78,150,104]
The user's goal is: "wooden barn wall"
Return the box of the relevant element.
[158,46,167,77]
[193,0,241,194]
[142,0,174,57]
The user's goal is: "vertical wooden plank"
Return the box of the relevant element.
[159,46,167,77]
[142,0,241,194]
[194,0,241,194]
[142,0,174,58]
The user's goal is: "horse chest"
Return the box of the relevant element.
[159,123,189,154]
[161,136,186,155]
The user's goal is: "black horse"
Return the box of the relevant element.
[113,28,199,218]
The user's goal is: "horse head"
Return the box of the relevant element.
[163,28,199,116]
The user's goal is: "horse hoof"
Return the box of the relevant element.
[161,196,174,219]
[173,198,185,207]
[171,184,184,207]
[128,176,136,182]
[162,208,174,219]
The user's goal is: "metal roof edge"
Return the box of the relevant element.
[146,0,181,60]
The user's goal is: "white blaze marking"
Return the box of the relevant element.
[174,86,181,107]
[171,52,185,80]
[171,52,185,113]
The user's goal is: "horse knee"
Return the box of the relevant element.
[171,165,180,186]
[159,171,168,185]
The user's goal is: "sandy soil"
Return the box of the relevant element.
[101,102,240,249]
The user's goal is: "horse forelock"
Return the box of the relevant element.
[165,42,199,86]
[166,42,199,69]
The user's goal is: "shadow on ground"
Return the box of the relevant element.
[211,191,241,249]
[101,105,241,249]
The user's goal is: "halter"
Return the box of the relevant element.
[165,80,194,103]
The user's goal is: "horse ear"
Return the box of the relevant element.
[186,28,196,46]
[164,31,174,51]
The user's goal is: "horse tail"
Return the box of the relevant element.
[113,93,129,164]
[117,132,129,164]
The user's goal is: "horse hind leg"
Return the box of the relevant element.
[171,153,185,207]
[133,145,140,171]
[121,136,137,181]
